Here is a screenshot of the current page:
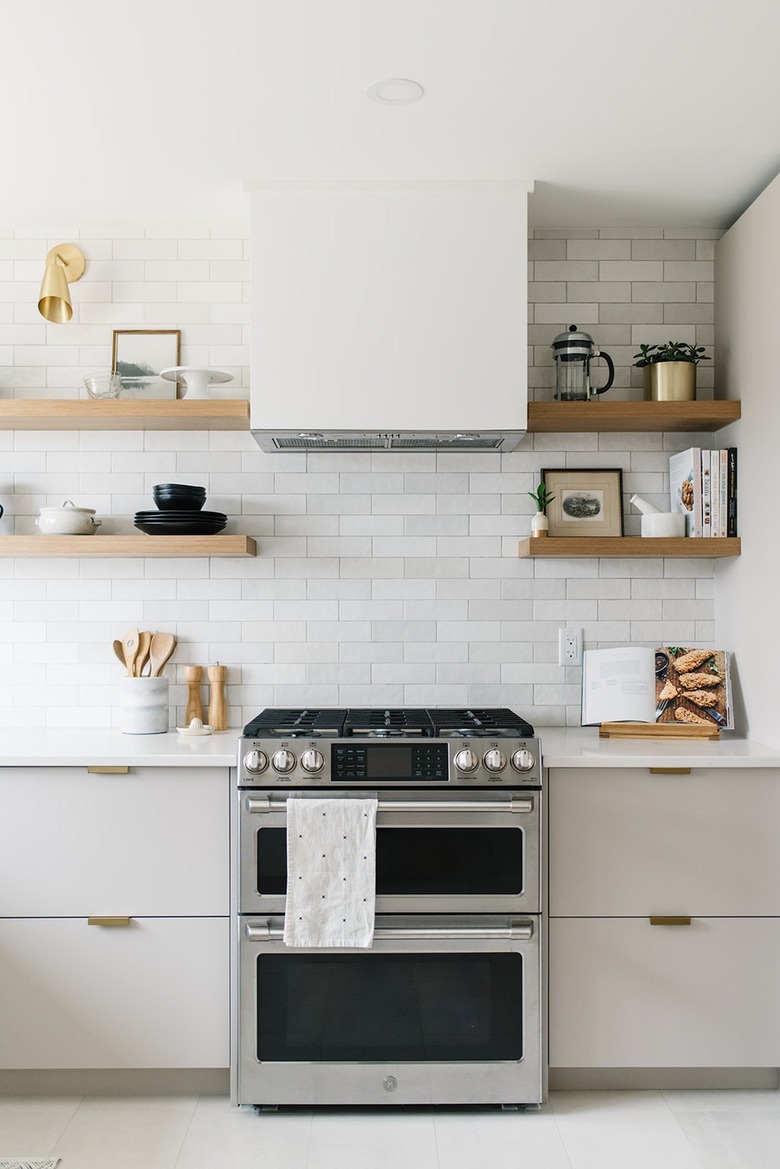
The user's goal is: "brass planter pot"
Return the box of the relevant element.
[643,361,697,401]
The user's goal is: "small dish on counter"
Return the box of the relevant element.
[176,719,214,737]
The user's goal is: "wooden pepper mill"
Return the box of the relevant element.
[207,663,228,731]
[183,665,204,725]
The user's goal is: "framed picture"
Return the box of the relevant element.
[112,329,181,399]
[541,468,624,537]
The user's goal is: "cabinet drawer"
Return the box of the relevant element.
[0,767,228,916]
[549,767,780,916]
[549,917,780,1068]
[0,916,229,1069]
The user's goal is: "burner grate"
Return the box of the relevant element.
[344,708,435,736]
[430,708,535,737]
[243,708,347,738]
[243,706,534,739]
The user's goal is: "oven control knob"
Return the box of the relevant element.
[272,749,296,774]
[511,748,536,773]
[300,749,324,773]
[243,749,268,774]
[454,748,479,773]
[483,748,507,773]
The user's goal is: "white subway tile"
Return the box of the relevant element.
[439,580,501,599]
[405,642,468,663]
[341,642,404,663]
[309,620,372,642]
[275,643,340,663]
[471,642,533,663]
[372,579,436,599]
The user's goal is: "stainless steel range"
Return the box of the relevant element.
[232,708,544,1108]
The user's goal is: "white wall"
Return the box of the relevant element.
[714,174,780,745]
[0,225,718,730]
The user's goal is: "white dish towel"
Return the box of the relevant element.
[283,797,377,949]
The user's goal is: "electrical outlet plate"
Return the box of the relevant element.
[558,627,583,666]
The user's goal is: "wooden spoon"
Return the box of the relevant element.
[148,631,176,677]
[112,639,126,670]
[120,628,140,677]
[135,630,153,677]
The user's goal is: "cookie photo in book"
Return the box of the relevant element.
[655,647,730,728]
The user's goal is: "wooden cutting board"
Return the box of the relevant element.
[600,721,719,740]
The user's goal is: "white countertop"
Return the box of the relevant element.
[538,726,780,768]
[0,728,241,767]
[1,725,779,770]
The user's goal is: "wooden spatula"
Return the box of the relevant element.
[135,630,153,677]
[120,628,140,677]
[148,631,176,677]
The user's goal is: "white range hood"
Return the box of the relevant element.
[248,180,532,452]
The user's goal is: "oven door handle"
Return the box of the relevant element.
[245,920,534,942]
[244,796,534,815]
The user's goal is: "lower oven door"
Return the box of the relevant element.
[238,789,541,915]
[234,914,542,1107]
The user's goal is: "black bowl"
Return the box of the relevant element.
[152,483,207,511]
[154,497,206,512]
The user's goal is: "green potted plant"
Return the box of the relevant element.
[633,341,710,402]
[528,482,555,538]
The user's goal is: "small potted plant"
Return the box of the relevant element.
[633,341,710,402]
[528,482,555,538]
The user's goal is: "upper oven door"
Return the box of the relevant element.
[237,788,541,915]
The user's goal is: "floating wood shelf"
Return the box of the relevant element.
[0,399,250,430]
[518,537,741,559]
[526,400,741,433]
[0,535,257,558]
[0,398,740,434]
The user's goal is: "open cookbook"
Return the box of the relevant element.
[581,645,733,729]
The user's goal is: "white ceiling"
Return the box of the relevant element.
[4,0,779,231]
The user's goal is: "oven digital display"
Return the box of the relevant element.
[332,743,448,782]
[367,746,411,778]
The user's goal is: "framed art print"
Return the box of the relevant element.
[541,468,624,538]
[112,329,181,398]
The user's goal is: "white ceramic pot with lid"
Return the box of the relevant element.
[36,500,102,535]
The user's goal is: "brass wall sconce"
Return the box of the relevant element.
[37,243,86,323]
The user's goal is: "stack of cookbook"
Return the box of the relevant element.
[669,447,737,537]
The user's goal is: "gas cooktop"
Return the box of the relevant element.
[242,707,535,740]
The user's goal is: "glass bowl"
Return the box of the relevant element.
[84,371,122,399]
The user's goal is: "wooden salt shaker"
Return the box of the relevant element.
[207,663,228,731]
[184,665,204,725]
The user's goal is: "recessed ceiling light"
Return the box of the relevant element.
[366,78,425,105]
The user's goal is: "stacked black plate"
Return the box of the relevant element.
[134,483,227,535]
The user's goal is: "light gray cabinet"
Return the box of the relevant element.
[0,765,229,1070]
[548,766,780,1070]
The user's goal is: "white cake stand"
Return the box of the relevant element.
[160,366,234,400]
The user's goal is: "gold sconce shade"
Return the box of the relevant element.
[37,243,86,323]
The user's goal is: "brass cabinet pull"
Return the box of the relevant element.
[87,766,130,775]
[87,916,132,927]
[649,767,691,775]
[649,915,692,926]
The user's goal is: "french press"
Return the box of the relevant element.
[551,325,615,401]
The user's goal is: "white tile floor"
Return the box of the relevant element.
[1,1090,779,1169]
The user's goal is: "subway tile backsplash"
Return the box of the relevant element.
[0,227,720,729]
